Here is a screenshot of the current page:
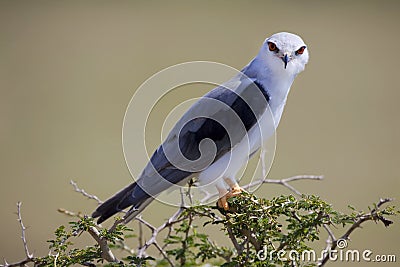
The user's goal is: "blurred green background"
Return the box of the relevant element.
[1,0,399,265]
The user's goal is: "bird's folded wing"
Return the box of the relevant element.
[137,73,270,192]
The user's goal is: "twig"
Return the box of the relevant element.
[61,184,137,259]
[185,180,194,205]
[322,224,335,256]
[323,224,336,243]
[180,212,193,266]
[136,216,175,267]
[318,198,394,266]
[70,180,103,204]
[57,208,84,218]
[135,187,190,264]
[138,220,143,249]
[254,175,324,196]
[201,175,324,203]
[116,239,135,255]
[0,258,34,267]
[109,217,125,233]
[341,198,393,239]
[17,202,33,260]
[0,203,35,267]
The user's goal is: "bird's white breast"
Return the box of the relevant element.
[198,79,292,187]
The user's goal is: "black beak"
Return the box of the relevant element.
[282,54,289,69]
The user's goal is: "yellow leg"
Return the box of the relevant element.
[217,186,229,210]
[216,178,245,210]
[224,177,243,195]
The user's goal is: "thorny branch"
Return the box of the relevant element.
[200,174,324,203]
[70,180,103,205]
[135,206,185,266]
[17,202,33,260]
[0,202,36,267]
[2,177,396,267]
[72,175,325,266]
[317,198,394,266]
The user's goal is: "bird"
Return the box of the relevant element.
[92,32,309,224]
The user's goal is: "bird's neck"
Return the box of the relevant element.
[244,58,296,119]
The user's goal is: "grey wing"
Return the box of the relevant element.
[136,74,270,197]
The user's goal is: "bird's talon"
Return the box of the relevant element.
[230,186,244,196]
[217,186,245,211]
[218,196,229,210]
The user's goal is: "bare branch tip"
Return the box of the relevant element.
[70,180,102,204]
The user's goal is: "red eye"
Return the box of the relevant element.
[268,42,278,52]
[296,46,306,55]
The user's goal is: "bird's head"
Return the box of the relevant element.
[259,32,309,76]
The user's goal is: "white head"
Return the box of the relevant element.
[258,32,309,77]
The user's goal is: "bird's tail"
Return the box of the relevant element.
[92,182,151,224]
